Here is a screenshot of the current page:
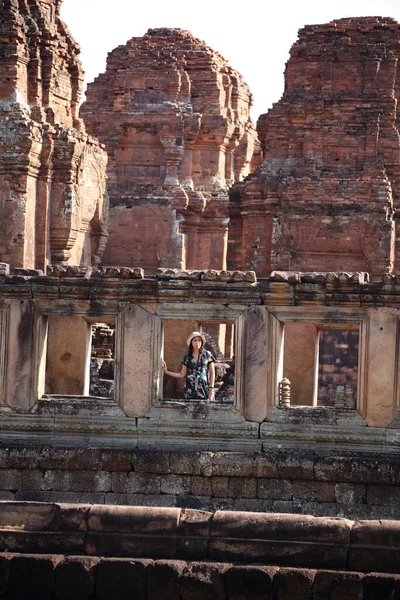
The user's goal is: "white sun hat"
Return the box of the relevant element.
[186,331,206,347]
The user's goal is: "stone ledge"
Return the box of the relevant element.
[0,502,399,572]
[1,553,399,600]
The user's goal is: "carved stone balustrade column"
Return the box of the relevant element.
[115,304,162,417]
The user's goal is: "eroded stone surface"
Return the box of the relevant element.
[0,0,108,270]
[81,28,261,272]
[230,17,400,278]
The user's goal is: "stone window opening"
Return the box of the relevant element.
[282,322,359,408]
[43,315,116,399]
[89,323,115,398]
[162,319,235,403]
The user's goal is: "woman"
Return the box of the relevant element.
[162,331,216,401]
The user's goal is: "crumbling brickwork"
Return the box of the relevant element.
[0,0,108,270]
[81,28,261,272]
[230,17,400,278]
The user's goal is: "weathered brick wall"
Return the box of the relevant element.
[81,28,261,273]
[229,17,400,278]
[1,447,400,520]
[0,0,108,270]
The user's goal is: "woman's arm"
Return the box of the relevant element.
[208,361,215,400]
[162,361,187,379]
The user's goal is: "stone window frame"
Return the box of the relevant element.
[31,301,162,418]
[156,301,247,410]
[265,306,369,420]
[0,306,9,412]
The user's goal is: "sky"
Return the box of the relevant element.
[60,0,400,122]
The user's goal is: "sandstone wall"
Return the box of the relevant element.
[81,28,261,272]
[230,17,400,278]
[0,0,108,270]
[1,447,400,521]
[0,501,400,599]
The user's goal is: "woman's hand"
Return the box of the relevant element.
[162,361,167,372]
[208,387,215,401]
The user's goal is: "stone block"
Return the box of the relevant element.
[343,505,374,521]
[389,460,400,485]
[160,475,191,495]
[101,449,132,471]
[271,567,315,600]
[191,476,212,496]
[79,493,106,504]
[178,509,212,537]
[43,470,112,493]
[147,560,186,600]
[228,477,257,499]
[132,450,171,474]
[276,455,315,480]
[176,496,211,511]
[140,495,177,508]
[104,494,128,505]
[49,492,82,503]
[225,565,274,599]
[366,484,400,506]
[0,501,56,530]
[51,504,90,532]
[292,481,335,502]
[95,558,148,600]
[253,453,279,478]
[54,557,98,600]
[7,448,39,469]
[19,469,44,491]
[0,491,15,501]
[301,503,342,517]
[335,483,366,505]
[210,512,351,568]
[211,477,230,498]
[233,499,271,512]
[180,562,227,600]
[8,555,60,600]
[212,452,255,477]
[312,570,363,600]
[0,449,9,468]
[40,448,103,471]
[314,457,392,485]
[198,453,213,477]
[271,500,303,514]
[0,469,21,490]
[111,472,128,493]
[127,473,161,495]
[349,520,400,573]
[363,573,397,600]
[125,494,145,505]
[88,505,180,534]
[207,498,234,512]
[86,532,176,559]
[257,479,293,500]
[169,451,203,475]
[0,531,85,554]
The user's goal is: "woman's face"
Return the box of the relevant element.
[191,336,203,350]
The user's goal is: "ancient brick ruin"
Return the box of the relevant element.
[229,17,400,278]
[0,0,108,270]
[1,4,400,597]
[81,28,261,272]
